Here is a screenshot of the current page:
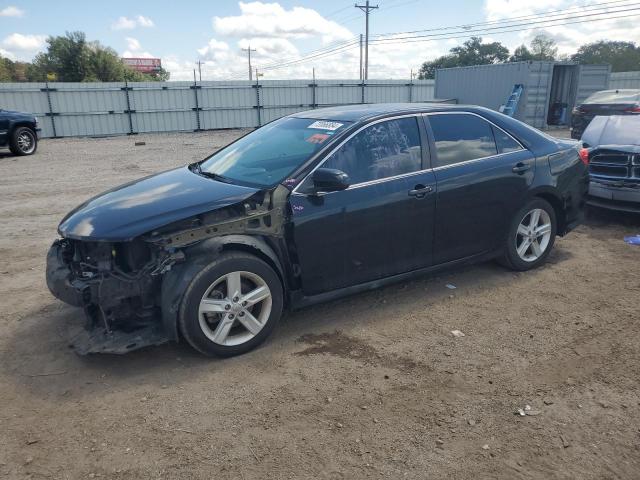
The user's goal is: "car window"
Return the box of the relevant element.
[584,90,640,104]
[429,114,498,167]
[323,117,422,185]
[199,117,351,188]
[492,126,523,154]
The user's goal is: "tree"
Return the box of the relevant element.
[530,34,557,61]
[571,40,640,72]
[418,37,509,79]
[510,44,534,62]
[27,31,168,82]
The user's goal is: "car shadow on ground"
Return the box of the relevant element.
[584,205,640,228]
[1,245,574,399]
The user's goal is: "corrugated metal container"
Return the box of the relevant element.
[608,71,640,89]
[435,62,611,128]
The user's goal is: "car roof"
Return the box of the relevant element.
[290,102,463,122]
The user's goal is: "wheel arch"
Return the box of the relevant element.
[10,121,37,135]
[160,235,287,342]
[530,187,566,235]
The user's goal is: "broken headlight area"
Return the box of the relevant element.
[46,238,184,354]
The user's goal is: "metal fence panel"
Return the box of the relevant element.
[0,79,436,138]
[609,71,640,89]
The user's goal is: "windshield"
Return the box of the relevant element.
[199,117,351,187]
[584,90,640,104]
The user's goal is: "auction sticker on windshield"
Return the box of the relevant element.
[308,120,344,131]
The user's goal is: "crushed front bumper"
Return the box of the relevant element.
[587,181,640,213]
[45,239,170,354]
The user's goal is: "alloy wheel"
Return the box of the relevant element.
[17,130,35,154]
[198,271,272,346]
[515,208,552,262]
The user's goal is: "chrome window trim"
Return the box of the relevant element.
[423,111,526,169]
[291,113,425,196]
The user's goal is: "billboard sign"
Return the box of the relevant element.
[122,57,162,73]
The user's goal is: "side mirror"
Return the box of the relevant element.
[312,168,350,193]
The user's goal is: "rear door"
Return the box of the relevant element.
[290,115,437,295]
[424,112,535,264]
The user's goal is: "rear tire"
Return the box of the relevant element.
[178,251,283,357]
[9,126,37,156]
[500,198,557,271]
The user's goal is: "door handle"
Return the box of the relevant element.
[512,162,531,174]
[408,185,433,198]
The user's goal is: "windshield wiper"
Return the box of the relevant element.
[191,163,234,184]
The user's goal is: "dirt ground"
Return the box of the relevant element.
[1,130,639,480]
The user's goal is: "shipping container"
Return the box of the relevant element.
[434,61,611,129]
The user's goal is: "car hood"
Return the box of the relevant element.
[58,166,260,241]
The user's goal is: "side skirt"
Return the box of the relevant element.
[289,249,501,310]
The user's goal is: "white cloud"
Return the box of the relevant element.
[136,15,154,27]
[122,37,154,58]
[0,5,24,17]
[214,1,353,44]
[484,0,565,21]
[197,38,229,61]
[2,33,46,51]
[112,15,154,30]
[483,0,640,55]
[0,47,15,59]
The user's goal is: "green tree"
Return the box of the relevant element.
[530,34,557,61]
[510,44,534,62]
[27,31,168,82]
[418,37,509,79]
[571,40,640,72]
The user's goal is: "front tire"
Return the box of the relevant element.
[500,198,557,271]
[178,251,283,357]
[9,126,37,156]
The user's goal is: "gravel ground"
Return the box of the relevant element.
[1,130,639,480]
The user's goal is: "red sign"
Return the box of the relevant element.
[122,57,162,73]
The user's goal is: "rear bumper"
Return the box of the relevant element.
[587,181,640,212]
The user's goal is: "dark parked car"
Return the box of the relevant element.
[0,109,38,155]
[571,89,640,140]
[581,115,640,212]
[46,104,588,357]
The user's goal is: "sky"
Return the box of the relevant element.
[1,0,639,80]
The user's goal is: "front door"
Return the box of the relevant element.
[424,112,535,264]
[290,116,436,295]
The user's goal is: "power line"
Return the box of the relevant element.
[240,1,640,77]
[369,5,640,44]
[370,10,640,45]
[372,0,638,37]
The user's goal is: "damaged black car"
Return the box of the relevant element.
[47,104,589,357]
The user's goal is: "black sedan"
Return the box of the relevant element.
[46,104,589,357]
[571,89,640,140]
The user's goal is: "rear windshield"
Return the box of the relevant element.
[584,90,640,104]
[199,117,351,188]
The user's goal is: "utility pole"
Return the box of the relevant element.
[359,34,363,80]
[242,45,257,81]
[355,0,378,80]
[196,60,203,81]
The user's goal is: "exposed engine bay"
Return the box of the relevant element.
[46,185,289,354]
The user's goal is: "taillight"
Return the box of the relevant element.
[625,106,640,113]
[572,106,584,115]
[579,148,590,165]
